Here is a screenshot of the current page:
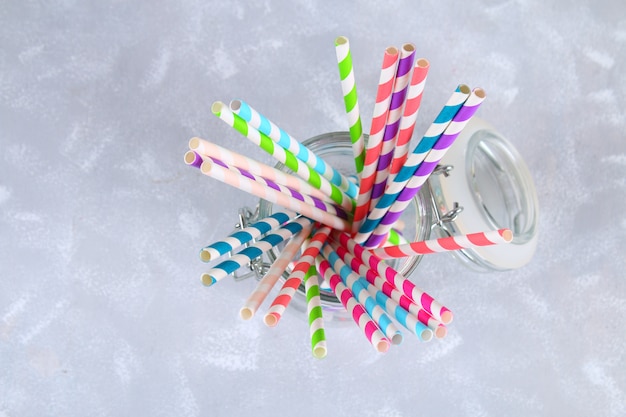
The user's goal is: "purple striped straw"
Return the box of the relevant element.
[365,88,487,247]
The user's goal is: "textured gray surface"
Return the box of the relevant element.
[1,1,625,416]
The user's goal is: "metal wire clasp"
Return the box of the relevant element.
[430,164,464,227]
[230,206,271,281]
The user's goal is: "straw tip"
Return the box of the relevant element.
[376,340,390,353]
[263,313,279,327]
[440,310,454,325]
[313,345,327,359]
[435,326,448,339]
[501,229,514,243]
[391,333,403,346]
[335,36,348,45]
[421,328,434,342]
[201,273,216,287]
[229,99,242,111]
[210,101,224,115]
[200,160,212,174]
[199,249,212,263]
[239,307,254,321]
[188,137,201,149]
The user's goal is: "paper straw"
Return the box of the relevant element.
[201,217,313,287]
[366,88,486,247]
[370,43,416,207]
[304,265,327,359]
[354,84,471,244]
[316,256,390,353]
[359,275,433,342]
[385,228,409,246]
[329,239,447,338]
[370,229,513,259]
[322,245,403,345]
[334,230,453,324]
[198,211,294,262]
[198,153,349,221]
[352,46,399,233]
[335,36,365,175]
[189,137,331,202]
[230,100,358,199]
[390,58,430,175]
[196,156,350,231]
[263,226,332,326]
[211,102,354,212]
[239,222,314,320]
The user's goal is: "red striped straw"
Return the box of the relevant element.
[316,256,390,353]
[333,230,453,324]
[369,43,416,210]
[239,223,314,320]
[263,226,331,327]
[352,46,399,234]
[369,229,513,259]
[328,239,447,338]
[390,58,430,175]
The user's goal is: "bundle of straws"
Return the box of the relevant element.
[184,37,513,358]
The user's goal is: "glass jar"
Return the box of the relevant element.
[233,118,539,315]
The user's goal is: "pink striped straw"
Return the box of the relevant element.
[239,222,314,320]
[328,239,447,338]
[194,155,350,231]
[316,256,390,353]
[352,46,399,234]
[263,226,331,327]
[390,58,430,175]
[333,230,453,324]
[370,43,416,209]
[189,137,331,202]
[369,229,513,259]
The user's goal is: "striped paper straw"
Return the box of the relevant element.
[304,265,327,359]
[334,230,453,324]
[352,46,399,233]
[197,157,350,231]
[370,229,513,259]
[335,36,365,175]
[199,153,349,221]
[316,256,390,353]
[199,211,294,262]
[385,228,409,246]
[189,137,331,202]
[211,101,354,213]
[354,84,471,244]
[359,276,433,342]
[230,100,358,199]
[370,43,416,207]
[201,217,313,287]
[366,88,486,247]
[390,58,430,175]
[322,245,403,345]
[263,226,332,326]
[239,222,314,320]
[329,239,447,338]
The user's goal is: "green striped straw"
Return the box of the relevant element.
[212,101,355,213]
[335,36,365,175]
[304,265,327,359]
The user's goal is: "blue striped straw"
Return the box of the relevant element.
[201,216,314,287]
[354,84,471,244]
[322,244,403,345]
[200,211,294,262]
[366,88,486,247]
[231,99,358,199]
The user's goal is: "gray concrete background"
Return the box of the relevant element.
[1,1,625,416]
